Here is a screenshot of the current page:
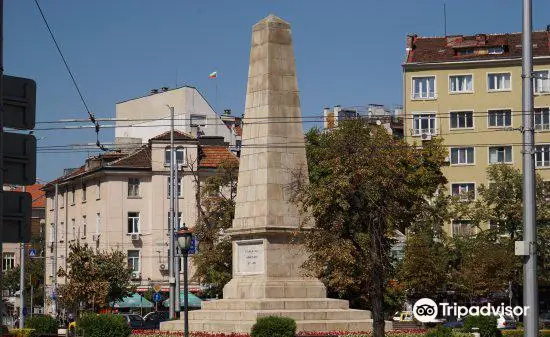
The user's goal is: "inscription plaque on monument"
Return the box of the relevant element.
[236,240,264,275]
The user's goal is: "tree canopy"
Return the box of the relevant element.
[57,243,134,312]
[292,120,447,337]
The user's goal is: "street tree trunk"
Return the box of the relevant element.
[371,220,385,337]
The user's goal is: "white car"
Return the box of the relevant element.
[496,314,517,329]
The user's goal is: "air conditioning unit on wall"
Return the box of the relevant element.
[130,233,140,241]
[159,264,167,271]
[421,133,432,141]
[92,233,100,242]
[131,271,141,280]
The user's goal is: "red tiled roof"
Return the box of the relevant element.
[14,184,45,208]
[149,130,195,141]
[199,146,238,168]
[107,145,151,168]
[406,31,550,64]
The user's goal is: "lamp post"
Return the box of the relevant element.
[176,226,192,337]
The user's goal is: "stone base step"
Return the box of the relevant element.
[188,308,372,321]
[201,298,350,310]
[162,319,392,333]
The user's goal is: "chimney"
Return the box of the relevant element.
[150,89,159,94]
[406,35,416,51]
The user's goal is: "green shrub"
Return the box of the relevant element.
[426,326,453,337]
[251,316,296,337]
[24,316,57,334]
[77,314,130,337]
[453,332,474,337]
[9,328,36,337]
[501,329,550,337]
[462,315,501,337]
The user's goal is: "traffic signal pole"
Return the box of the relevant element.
[0,0,5,322]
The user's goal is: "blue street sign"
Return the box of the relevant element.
[153,292,162,302]
[52,291,56,300]
[29,248,36,257]
[188,236,198,255]
[22,307,27,317]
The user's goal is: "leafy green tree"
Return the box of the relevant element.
[192,160,238,298]
[57,243,134,312]
[292,120,447,337]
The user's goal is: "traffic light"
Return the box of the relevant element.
[2,74,37,243]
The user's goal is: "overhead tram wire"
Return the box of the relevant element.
[33,0,113,152]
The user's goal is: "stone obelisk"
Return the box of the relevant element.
[161,14,387,333]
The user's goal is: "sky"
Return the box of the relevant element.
[4,0,550,181]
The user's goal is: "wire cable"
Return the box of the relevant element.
[32,0,114,152]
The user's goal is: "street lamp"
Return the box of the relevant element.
[176,226,192,337]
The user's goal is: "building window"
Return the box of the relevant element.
[412,113,436,136]
[452,220,476,236]
[71,219,76,241]
[82,215,87,238]
[71,186,75,205]
[450,111,473,129]
[450,147,474,165]
[536,145,550,167]
[59,222,64,242]
[59,191,64,208]
[412,76,436,99]
[128,178,140,197]
[488,73,511,91]
[82,183,87,202]
[49,223,55,245]
[96,213,101,234]
[488,47,504,55]
[449,75,473,93]
[489,146,512,164]
[164,147,185,166]
[167,212,182,231]
[535,107,550,131]
[167,177,182,197]
[127,250,140,272]
[451,183,475,201]
[534,70,550,94]
[190,114,207,127]
[488,109,512,128]
[128,212,140,234]
[96,180,101,200]
[2,253,15,271]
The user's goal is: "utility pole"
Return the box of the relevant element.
[19,188,25,328]
[52,184,58,316]
[0,0,5,322]
[168,106,176,319]
[174,163,181,313]
[521,1,538,337]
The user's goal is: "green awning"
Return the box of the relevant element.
[162,292,202,308]
[111,293,154,308]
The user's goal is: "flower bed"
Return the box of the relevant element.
[130,329,427,337]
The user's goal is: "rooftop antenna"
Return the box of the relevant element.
[443,2,447,36]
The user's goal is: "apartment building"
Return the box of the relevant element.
[403,30,550,235]
[115,86,241,154]
[42,131,237,315]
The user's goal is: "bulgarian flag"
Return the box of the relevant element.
[208,71,217,79]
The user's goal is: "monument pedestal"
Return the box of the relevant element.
[160,298,392,333]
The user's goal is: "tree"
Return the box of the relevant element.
[292,120,447,337]
[191,160,238,298]
[57,243,134,312]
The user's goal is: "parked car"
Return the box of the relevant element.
[143,311,169,329]
[118,313,146,329]
[393,311,413,322]
[540,312,550,329]
[496,313,517,330]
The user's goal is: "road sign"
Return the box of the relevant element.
[52,291,56,300]
[29,248,36,257]
[22,307,27,317]
[153,292,162,302]
[153,284,161,293]
[3,191,31,243]
[188,236,198,255]
[3,75,36,130]
[3,132,36,185]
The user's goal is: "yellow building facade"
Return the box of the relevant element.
[403,31,550,235]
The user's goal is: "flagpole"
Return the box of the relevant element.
[216,74,219,113]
